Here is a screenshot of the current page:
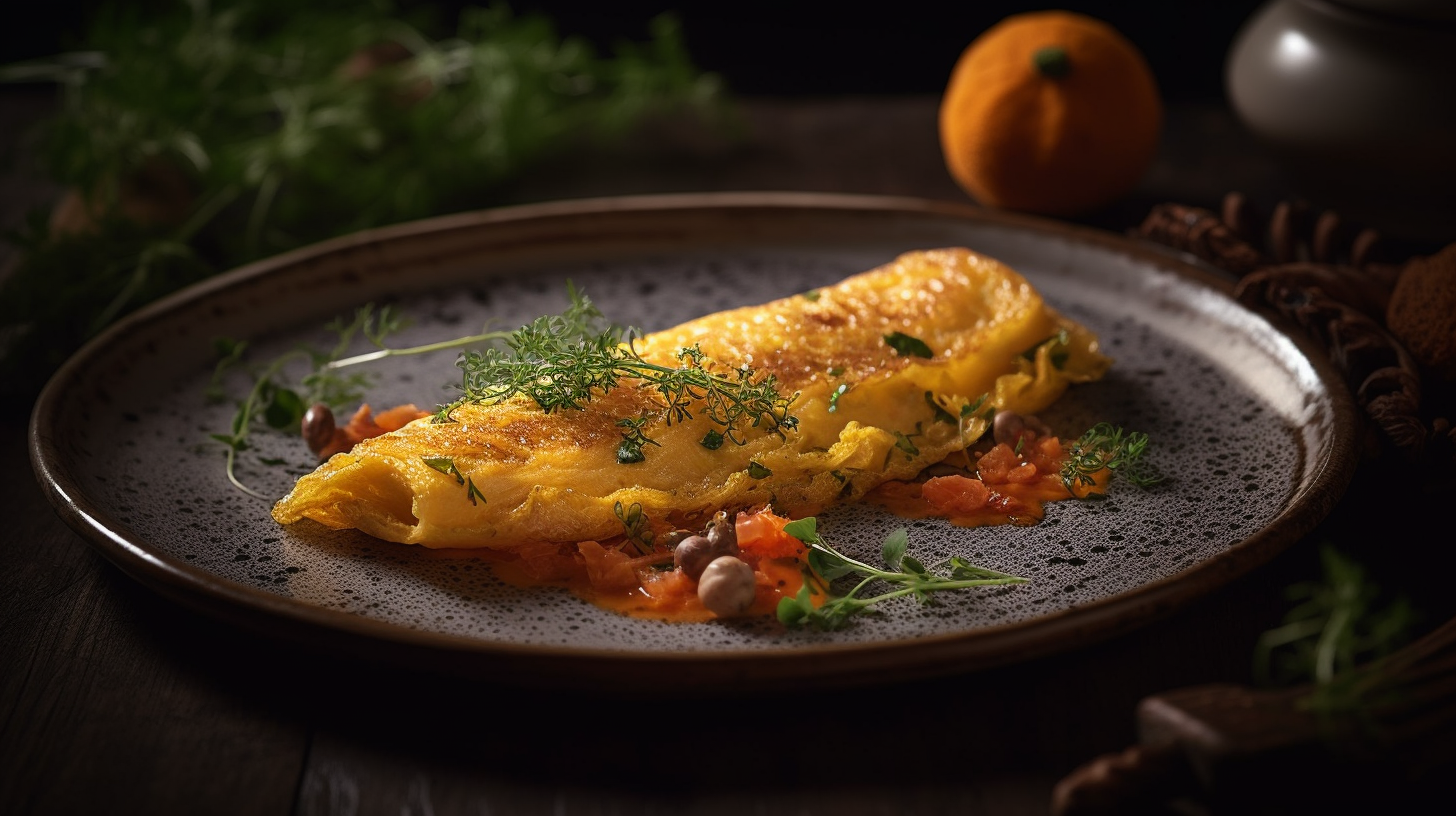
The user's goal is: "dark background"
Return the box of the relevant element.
[5,1,1270,102]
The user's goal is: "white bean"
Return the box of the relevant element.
[696,556,757,617]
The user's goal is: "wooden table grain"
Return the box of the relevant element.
[4,89,1452,816]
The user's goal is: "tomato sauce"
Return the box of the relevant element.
[866,435,1102,528]
[479,507,821,624]
[445,433,1103,623]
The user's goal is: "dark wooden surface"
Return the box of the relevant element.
[4,89,1453,816]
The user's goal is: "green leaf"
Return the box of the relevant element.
[617,439,647,464]
[747,461,772,479]
[807,548,858,582]
[465,478,486,506]
[776,583,815,627]
[783,517,821,544]
[264,387,305,429]
[925,391,957,424]
[881,528,908,569]
[884,332,933,358]
[780,521,1027,631]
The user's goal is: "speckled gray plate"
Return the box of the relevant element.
[29,192,1358,692]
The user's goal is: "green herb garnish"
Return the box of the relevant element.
[209,303,406,498]
[439,286,800,457]
[423,456,485,505]
[882,424,924,468]
[613,500,655,555]
[1021,328,1071,369]
[209,284,800,496]
[1060,422,1163,495]
[776,518,1026,630]
[884,331,934,358]
[615,416,659,464]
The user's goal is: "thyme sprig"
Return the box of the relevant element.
[437,286,800,454]
[776,517,1026,631]
[1061,422,1164,496]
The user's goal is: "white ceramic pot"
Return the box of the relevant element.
[1226,0,1456,207]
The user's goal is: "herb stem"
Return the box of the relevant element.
[324,329,514,370]
[218,347,312,500]
[1316,604,1355,685]
[223,445,272,500]
[852,577,1028,606]
[175,185,242,243]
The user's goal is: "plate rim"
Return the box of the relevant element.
[28,191,1361,691]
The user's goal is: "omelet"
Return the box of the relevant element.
[271,248,1110,549]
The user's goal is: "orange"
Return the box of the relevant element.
[939,11,1162,217]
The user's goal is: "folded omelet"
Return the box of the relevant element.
[272,248,1110,549]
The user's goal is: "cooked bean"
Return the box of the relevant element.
[301,403,336,455]
[704,509,738,553]
[992,410,1024,446]
[696,556,757,616]
[673,535,717,580]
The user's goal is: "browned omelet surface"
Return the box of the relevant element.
[271,248,1111,549]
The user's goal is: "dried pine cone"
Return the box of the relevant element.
[1136,192,1451,468]
[1387,242,1456,384]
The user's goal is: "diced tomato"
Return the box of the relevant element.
[988,491,1027,514]
[735,509,806,561]
[319,403,432,459]
[638,567,695,602]
[921,475,992,514]
[1006,462,1040,484]
[976,443,1019,484]
[577,540,639,591]
[374,403,430,431]
[1028,436,1065,474]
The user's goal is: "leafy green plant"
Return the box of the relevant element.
[1254,544,1420,714]
[0,0,727,400]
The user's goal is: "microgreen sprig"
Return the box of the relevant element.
[776,517,1026,631]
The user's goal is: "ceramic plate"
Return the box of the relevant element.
[29,193,1358,691]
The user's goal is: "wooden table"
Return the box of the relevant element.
[4,90,1453,815]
